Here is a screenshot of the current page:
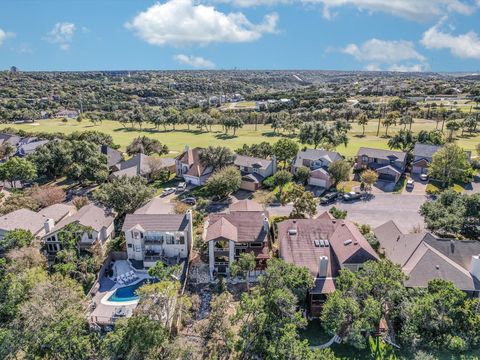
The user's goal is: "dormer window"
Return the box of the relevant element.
[362,155,368,163]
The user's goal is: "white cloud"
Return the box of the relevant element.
[44,22,75,50]
[174,54,216,68]
[388,63,428,72]
[219,0,291,7]
[303,0,475,21]
[342,39,426,63]
[365,63,381,71]
[421,22,480,59]
[0,28,15,46]
[125,0,278,46]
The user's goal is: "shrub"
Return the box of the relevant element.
[329,206,347,219]
[262,176,275,189]
[426,183,440,195]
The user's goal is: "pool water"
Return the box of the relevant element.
[108,278,156,302]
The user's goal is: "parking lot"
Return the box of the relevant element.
[268,193,428,233]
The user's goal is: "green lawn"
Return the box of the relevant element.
[9,117,480,158]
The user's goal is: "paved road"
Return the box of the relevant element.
[268,193,428,233]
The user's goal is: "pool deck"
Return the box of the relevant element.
[88,260,150,326]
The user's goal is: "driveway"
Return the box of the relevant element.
[267,193,427,233]
[402,174,427,196]
[464,174,480,194]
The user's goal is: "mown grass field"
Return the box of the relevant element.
[9,117,480,157]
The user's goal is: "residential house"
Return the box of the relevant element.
[229,199,264,212]
[278,212,378,316]
[374,221,480,297]
[0,133,21,149]
[175,146,213,186]
[291,149,343,188]
[111,153,175,180]
[43,203,115,256]
[0,203,75,241]
[55,109,78,119]
[234,154,277,191]
[17,139,49,157]
[203,202,271,280]
[355,147,407,183]
[122,210,193,269]
[100,145,124,170]
[411,143,442,175]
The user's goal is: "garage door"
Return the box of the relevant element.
[378,173,396,182]
[309,177,327,187]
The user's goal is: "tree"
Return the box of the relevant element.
[428,143,472,186]
[382,111,399,137]
[100,315,169,360]
[0,143,15,159]
[399,114,413,130]
[28,140,71,180]
[360,169,378,193]
[328,159,351,187]
[329,206,347,219]
[65,140,109,184]
[94,175,154,215]
[321,260,406,349]
[273,170,293,202]
[230,252,256,292]
[0,229,34,252]
[416,130,444,146]
[126,136,168,156]
[420,190,480,239]
[148,261,181,281]
[233,259,314,359]
[273,138,299,169]
[461,115,477,136]
[284,184,318,218]
[200,292,236,360]
[357,113,369,136]
[295,166,310,185]
[445,120,460,142]
[28,184,65,207]
[0,157,36,188]
[400,279,480,351]
[10,275,94,359]
[205,166,242,198]
[388,129,416,153]
[299,121,348,149]
[200,146,236,171]
[235,142,274,159]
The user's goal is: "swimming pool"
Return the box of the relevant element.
[107,278,155,302]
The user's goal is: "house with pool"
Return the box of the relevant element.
[122,210,193,269]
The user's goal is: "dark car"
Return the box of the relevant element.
[182,197,197,205]
[342,191,363,201]
[320,192,338,205]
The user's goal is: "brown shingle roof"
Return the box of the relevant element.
[50,203,115,234]
[229,199,263,212]
[234,155,271,170]
[278,213,378,279]
[122,214,188,232]
[205,211,268,244]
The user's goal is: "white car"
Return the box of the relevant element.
[419,173,428,181]
[406,179,415,189]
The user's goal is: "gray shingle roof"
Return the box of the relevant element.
[50,203,115,234]
[122,214,188,232]
[413,143,442,159]
[357,147,407,163]
[293,149,343,168]
[234,155,271,170]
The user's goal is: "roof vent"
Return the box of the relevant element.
[288,228,297,236]
[435,265,440,270]
[314,240,320,247]
[344,239,352,246]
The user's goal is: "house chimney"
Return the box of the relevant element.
[271,155,278,174]
[263,215,269,232]
[100,144,108,155]
[471,255,480,280]
[319,256,328,278]
[44,218,54,234]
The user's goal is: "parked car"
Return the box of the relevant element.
[406,179,415,189]
[176,182,187,193]
[419,173,428,181]
[161,188,175,197]
[320,192,338,205]
[342,191,363,201]
[182,197,197,205]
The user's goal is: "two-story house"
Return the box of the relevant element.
[175,146,213,185]
[43,203,116,257]
[291,149,343,188]
[355,147,407,183]
[122,210,193,269]
[411,143,443,175]
[278,212,378,316]
[234,154,277,191]
[203,201,271,280]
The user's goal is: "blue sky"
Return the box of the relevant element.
[0,0,480,71]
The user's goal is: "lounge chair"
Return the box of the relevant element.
[117,279,124,286]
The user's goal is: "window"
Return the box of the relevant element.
[175,233,185,245]
[127,244,132,248]
[250,242,263,248]
[166,234,174,245]
[88,232,93,240]
[362,155,368,163]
